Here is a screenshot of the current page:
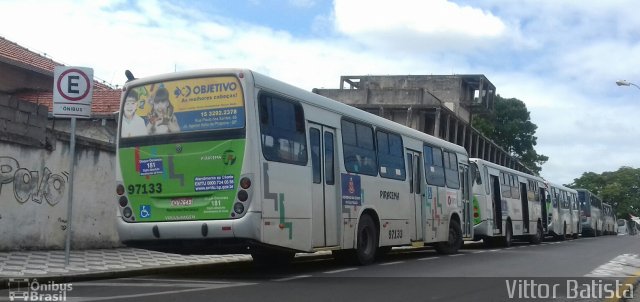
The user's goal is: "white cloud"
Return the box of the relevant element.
[1,0,639,187]
[333,0,506,52]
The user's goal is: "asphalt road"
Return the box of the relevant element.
[3,235,640,302]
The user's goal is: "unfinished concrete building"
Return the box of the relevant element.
[313,74,531,173]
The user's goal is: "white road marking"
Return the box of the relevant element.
[585,254,640,277]
[61,281,255,301]
[379,261,404,266]
[323,268,358,274]
[418,257,440,261]
[272,275,312,282]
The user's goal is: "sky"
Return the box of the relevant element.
[1,0,639,185]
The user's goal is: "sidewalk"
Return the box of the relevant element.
[0,248,331,289]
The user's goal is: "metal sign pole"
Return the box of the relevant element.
[64,117,76,266]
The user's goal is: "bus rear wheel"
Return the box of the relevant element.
[355,214,378,265]
[502,221,513,247]
[435,220,462,254]
[529,223,543,244]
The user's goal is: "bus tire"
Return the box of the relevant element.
[502,221,513,247]
[530,223,543,244]
[355,214,378,265]
[573,223,580,239]
[558,223,567,241]
[436,220,462,254]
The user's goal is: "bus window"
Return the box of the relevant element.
[341,120,377,176]
[310,128,321,184]
[484,166,490,194]
[324,131,335,185]
[423,145,445,187]
[407,152,414,193]
[470,162,481,185]
[500,172,511,198]
[414,154,422,194]
[259,94,307,165]
[443,151,459,189]
[376,130,405,180]
[510,174,518,198]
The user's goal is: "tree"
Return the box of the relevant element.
[472,95,548,173]
[567,167,640,219]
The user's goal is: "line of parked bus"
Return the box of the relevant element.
[470,159,619,249]
[115,69,623,265]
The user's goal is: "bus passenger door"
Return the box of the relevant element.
[490,175,503,233]
[540,187,548,232]
[309,123,339,248]
[459,163,472,238]
[520,182,530,234]
[407,150,424,242]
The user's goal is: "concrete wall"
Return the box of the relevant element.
[0,98,120,251]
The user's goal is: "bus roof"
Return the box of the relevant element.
[469,158,544,182]
[124,68,468,156]
[250,70,468,155]
[546,182,578,194]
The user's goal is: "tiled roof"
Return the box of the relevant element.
[0,36,59,75]
[17,89,122,116]
[1,36,119,114]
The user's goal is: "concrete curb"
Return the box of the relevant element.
[0,252,334,290]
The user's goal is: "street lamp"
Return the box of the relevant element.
[616,79,640,90]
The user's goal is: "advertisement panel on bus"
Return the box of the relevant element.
[118,76,246,222]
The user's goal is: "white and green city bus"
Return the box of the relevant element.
[578,189,603,236]
[115,68,472,265]
[546,183,580,240]
[469,158,545,247]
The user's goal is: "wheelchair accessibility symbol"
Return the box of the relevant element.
[139,205,151,218]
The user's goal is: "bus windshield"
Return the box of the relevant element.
[578,191,591,215]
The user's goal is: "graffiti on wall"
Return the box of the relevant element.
[0,156,67,206]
